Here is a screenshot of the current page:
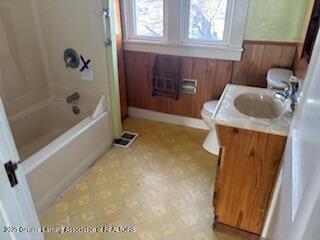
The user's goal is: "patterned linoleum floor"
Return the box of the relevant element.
[41,117,238,240]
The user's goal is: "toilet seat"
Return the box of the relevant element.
[202,100,219,117]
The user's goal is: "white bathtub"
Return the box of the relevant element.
[8,97,112,213]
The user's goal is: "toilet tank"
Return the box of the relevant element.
[267,68,294,89]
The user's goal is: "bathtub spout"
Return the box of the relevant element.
[66,92,80,103]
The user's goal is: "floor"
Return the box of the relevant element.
[41,117,238,240]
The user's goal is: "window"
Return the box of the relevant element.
[122,0,249,60]
[186,0,228,42]
[134,0,164,38]
[126,0,166,40]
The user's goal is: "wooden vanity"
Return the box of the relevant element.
[211,85,292,238]
[213,125,286,236]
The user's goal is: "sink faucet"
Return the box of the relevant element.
[273,77,302,112]
[66,92,80,104]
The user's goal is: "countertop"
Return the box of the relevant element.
[212,84,292,136]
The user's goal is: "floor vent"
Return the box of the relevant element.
[113,131,138,148]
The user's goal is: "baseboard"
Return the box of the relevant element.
[128,107,209,130]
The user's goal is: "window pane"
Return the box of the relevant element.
[134,0,163,38]
[188,0,228,41]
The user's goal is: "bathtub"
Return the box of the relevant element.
[8,96,113,213]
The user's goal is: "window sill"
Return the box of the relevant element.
[123,40,244,61]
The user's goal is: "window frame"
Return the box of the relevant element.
[121,0,249,61]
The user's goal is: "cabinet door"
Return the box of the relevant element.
[214,125,286,234]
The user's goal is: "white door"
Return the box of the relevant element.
[0,97,43,240]
[266,30,320,239]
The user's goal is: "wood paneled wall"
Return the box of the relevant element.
[232,41,296,87]
[293,43,309,80]
[124,41,297,119]
[293,54,309,79]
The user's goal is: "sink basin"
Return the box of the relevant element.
[212,85,291,136]
[234,93,283,119]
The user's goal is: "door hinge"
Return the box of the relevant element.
[4,161,18,187]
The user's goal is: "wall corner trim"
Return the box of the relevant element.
[128,107,209,130]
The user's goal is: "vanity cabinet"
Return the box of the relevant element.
[213,125,287,236]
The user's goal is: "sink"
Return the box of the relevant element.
[213,85,291,136]
[234,93,284,119]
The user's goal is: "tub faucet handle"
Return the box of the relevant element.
[66,92,80,104]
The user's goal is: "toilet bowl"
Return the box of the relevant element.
[201,100,219,155]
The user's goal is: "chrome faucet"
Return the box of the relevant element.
[273,77,302,112]
[66,92,80,104]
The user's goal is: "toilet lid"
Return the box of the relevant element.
[203,100,219,116]
[267,68,293,89]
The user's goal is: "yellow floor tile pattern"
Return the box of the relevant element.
[41,117,239,240]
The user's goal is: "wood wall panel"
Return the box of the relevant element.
[202,60,233,102]
[231,43,296,88]
[124,41,297,119]
[279,46,297,67]
[181,58,209,117]
[293,56,309,79]
[125,51,154,110]
[293,44,309,79]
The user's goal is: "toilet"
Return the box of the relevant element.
[201,100,219,155]
[267,68,294,89]
[201,68,294,156]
